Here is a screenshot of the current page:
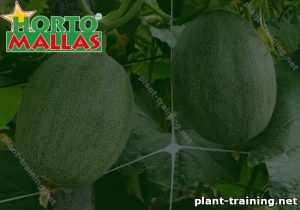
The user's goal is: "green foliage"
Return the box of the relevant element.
[0,87,23,129]
[0,0,300,210]
[0,151,44,210]
[116,89,242,189]
[268,21,300,51]
[249,53,300,204]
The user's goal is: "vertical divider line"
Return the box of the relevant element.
[169,153,176,210]
[169,0,175,210]
[170,0,175,144]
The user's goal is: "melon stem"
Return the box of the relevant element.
[53,184,95,210]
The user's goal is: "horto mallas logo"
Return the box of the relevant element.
[1,1,103,52]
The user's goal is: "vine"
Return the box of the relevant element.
[77,0,172,30]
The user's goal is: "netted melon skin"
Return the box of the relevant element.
[16,53,133,187]
[173,10,277,145]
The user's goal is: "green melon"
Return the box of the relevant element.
[173,10,277,145]
[16,53,133,187]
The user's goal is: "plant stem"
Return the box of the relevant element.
[243,166,260,197]
[279,0,300,21]
[144,1,171,21]
[123,56,164,67]
[77,0,147,30]
[99,0,145,30]
[53,185,95,210]
[148,38,157,82]
[0,82,28,89]
[77,0,95,16]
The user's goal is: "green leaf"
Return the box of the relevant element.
[0,148,44,209]
[0,0,15,14]
[0,151,42,210]
[248,60,300,206]
[0,151,37,195]
[0,77,16,87]
[175,130,242,187]
[149,25,185,48]
[116,89,241,189]
[0,87,23,128]
[215,160,268,199]
[268,22,300,52]
[215,184,245,198]
[130,60,170,82]
[115,103,171,187]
